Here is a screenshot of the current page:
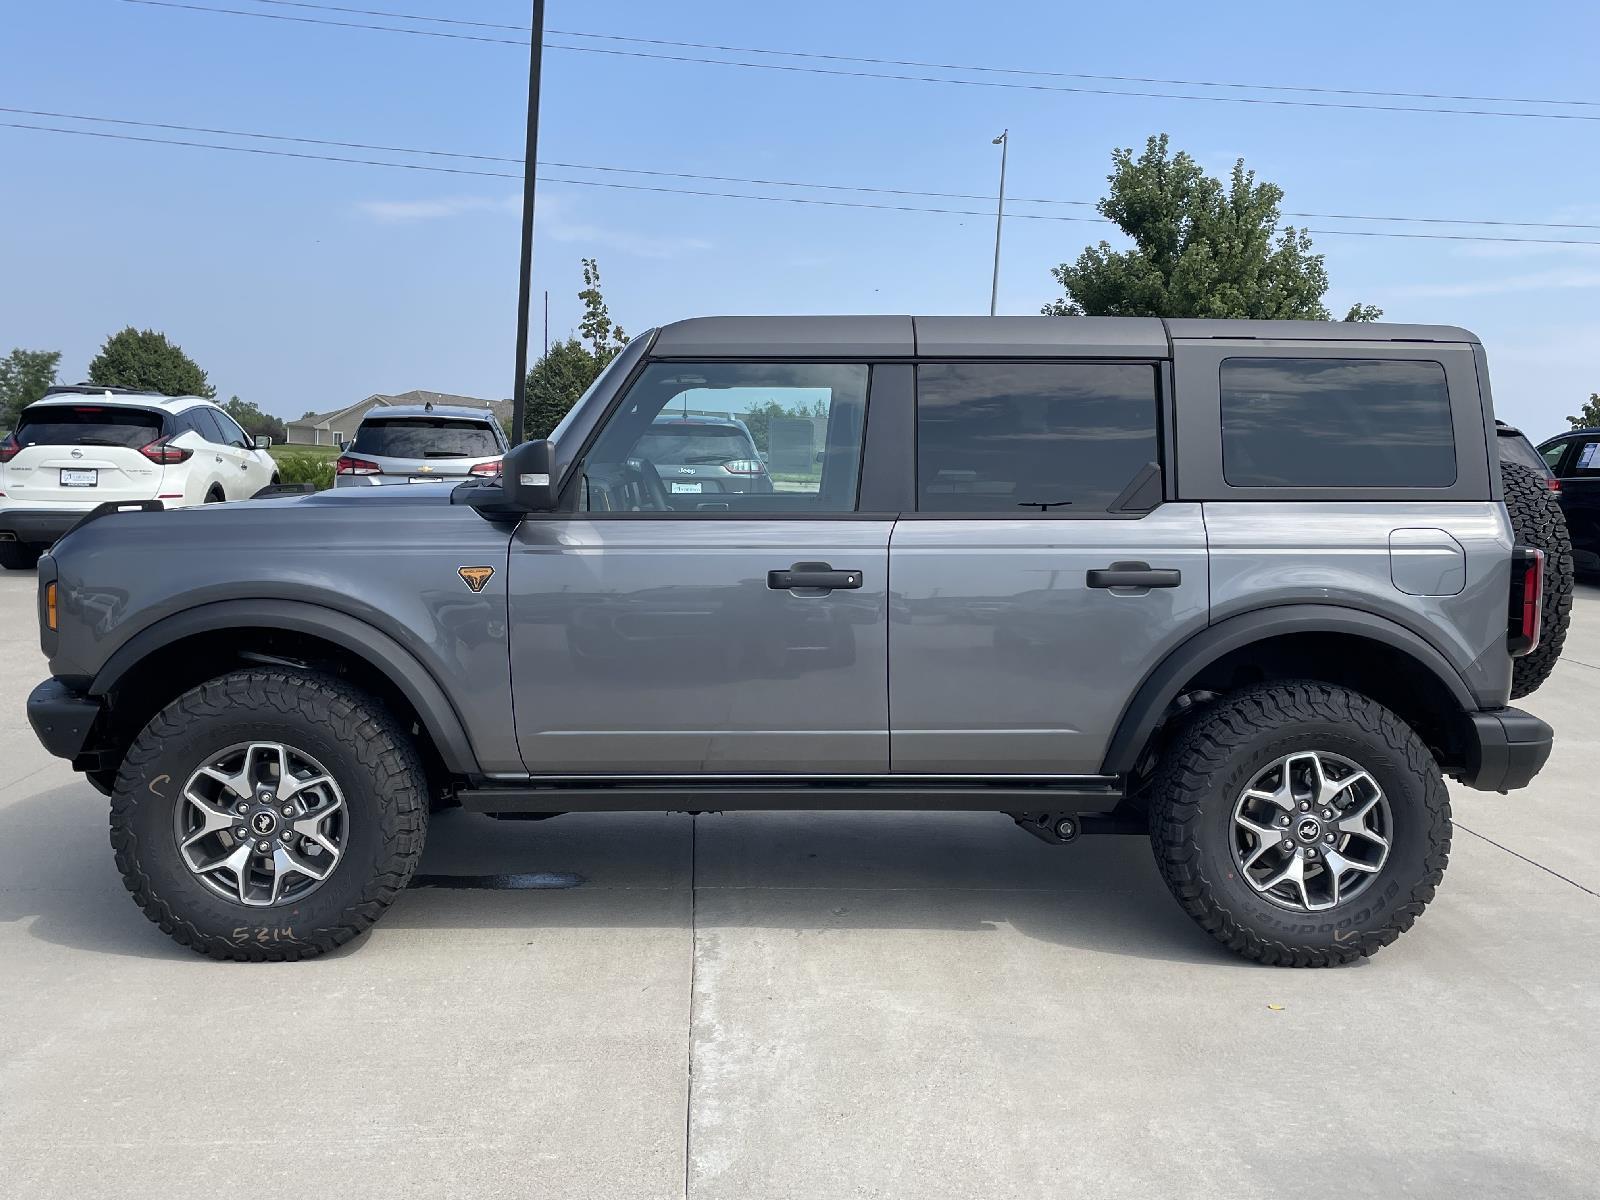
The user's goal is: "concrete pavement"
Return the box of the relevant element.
[1,570,1595,1199]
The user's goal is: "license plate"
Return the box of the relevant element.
[60,468,98,487]
[408,477,435,485]
[670,482,703,494]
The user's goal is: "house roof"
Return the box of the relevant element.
[292,389,495,428]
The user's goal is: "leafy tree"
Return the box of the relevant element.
[524,336,602,439]
[522,259,630,439]
[738,398,828,455]
[1568,393,1600,430]
[87,327,216,398]
[1043,134,1380,322]
[222,395,286,442]
[0,348,61,428]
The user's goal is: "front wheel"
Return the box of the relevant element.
[1150,681,1451,966]
[110,669,428,960]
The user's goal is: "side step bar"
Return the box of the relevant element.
[457,775,1124,814]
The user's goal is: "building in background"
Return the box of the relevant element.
[286,389,504,446]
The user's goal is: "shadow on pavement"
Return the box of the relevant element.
[2,786,1231,966]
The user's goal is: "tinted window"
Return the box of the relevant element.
[581,362,868,513]
[1497,432,1550,475]
[210,408,250,448]
[916,363,1158,513]
[1221,358,1455,488]
[1541,441,1570,471]
[351,418,499,459]
[16,405,163,448]
[187,407,227,444]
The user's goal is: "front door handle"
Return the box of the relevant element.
[768,562,863,592]
[1086,562,1182,589]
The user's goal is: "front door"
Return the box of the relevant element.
[889,360,1209,775]
[509,360,892,774]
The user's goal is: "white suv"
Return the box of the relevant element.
[0,386,278,569]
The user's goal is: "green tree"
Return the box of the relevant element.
[0,348,61,428]
[87,327,216,398]
[1043,134,1380,322]
[222,395,286,442]
[1568,393,1600,430]
[522,259,630,439]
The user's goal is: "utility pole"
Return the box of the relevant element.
[509,0,545,446]
[542,289,549,358]
[989,129,1008,317]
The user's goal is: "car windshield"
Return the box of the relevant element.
[351,417,498,459]
[634,424,754,463]
[15,406,163,448]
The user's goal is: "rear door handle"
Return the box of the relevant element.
[768,562,863,592]
[1086,562,1182,589]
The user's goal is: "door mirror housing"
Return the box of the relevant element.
[253,435,272,449]
[485,438,560,512]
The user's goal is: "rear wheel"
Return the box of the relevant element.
[204,486,225,504]
[1150,681,1450,966]
[1501,461,1572,698]
[109,669,428,960]
[0,541,42,570]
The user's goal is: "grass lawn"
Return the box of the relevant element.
[268,443,341,462]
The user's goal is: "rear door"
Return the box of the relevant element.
[889,360,1208,775]
[1550,434,1600,570]
[508,360,893,774]
[207,407,272,496]
[2,403,166,504]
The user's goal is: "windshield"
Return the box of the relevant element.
[16,405,163,448]
[351,417,499,459]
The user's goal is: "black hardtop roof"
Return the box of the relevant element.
[649,315,1480,360]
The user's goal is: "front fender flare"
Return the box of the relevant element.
[1100,604,1478,776]
[89,599,481,776]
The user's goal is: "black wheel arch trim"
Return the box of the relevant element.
[88,599,481,775]
[1100,604,1479,776]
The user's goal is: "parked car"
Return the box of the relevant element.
[333,404,505,487]
[27,316,1558,967]
[0,386,277,569]
[630,414,773,496]
[1536,427,1600,577]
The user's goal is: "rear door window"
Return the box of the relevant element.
[915,362,1159,514]
[352,418,499,459]
[16,406,163,449]
[1220,358,1455,488]
[1571,440,1600,477]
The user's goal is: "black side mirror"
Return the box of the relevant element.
[499,439,560,511]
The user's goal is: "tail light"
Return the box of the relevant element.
[722,459,768,475]
[1547,477,1562,493]
[335,455,380,476]
[0,433,20,463]
[468,459,503,478]
[140,435,193,464]
[1508,545,1545,657]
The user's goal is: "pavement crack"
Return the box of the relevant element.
[1456,822,1600,899]
[683,812,698,1200]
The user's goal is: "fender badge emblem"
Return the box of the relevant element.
[458,566,495,593]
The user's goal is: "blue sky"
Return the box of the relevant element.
[3,1,1597,435]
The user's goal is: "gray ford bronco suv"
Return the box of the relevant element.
[25,316,1559,965]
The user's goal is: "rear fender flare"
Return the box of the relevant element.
[1100,604,1477,775]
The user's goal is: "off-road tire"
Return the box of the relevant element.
[109,669,428,961]
[0,541,42,570]
[1501,461,1572,698]
[1150,681,1450,967]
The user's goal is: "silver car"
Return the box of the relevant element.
[334,404,506,487]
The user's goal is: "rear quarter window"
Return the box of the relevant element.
[1220,358,1455,488]
[16,405,164,448]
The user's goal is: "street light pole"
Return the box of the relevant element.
[988,129,1008,317]
[509,0,546,446]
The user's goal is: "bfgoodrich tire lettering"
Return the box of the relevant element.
[109,669,427,961]
[1150,681,1450,966]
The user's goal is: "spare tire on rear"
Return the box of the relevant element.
[1501,461,1572,698]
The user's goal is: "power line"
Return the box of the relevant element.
[116,1,1600,123]
[201,1,1600,110]
[8,105,1599,233]
[9,117,1600,246]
